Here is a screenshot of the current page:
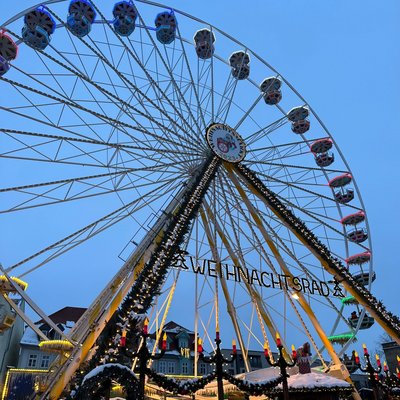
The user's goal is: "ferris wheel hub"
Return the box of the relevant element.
[205,123,246,163]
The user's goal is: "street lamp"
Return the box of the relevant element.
[198,329,237,400]
[264,333,297,400]
[354,344,382,400]
[121,317,166,400]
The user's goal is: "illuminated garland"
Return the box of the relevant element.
[146,369,217,395]
[236,163,400,337]
[222,372,284,396]
[38,340,74,352]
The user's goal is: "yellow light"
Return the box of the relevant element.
[375,354,380,360]
[0,275,28,291]
[263,342,268,350]
[198,338,202,345]
[292,293,299,300]
[291,345,296,351]
[38,340,73,352]
[2,369,48,400]
[384,361,387,367]
[362,343,367,349]
[354,351,359,357]
[163,332,167,341]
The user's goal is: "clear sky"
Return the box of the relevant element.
[1,0,399,356]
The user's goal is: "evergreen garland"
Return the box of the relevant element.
[222,372,284,395]
[73,364,140,400]
[146,369,217,395]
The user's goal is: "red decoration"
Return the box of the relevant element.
[162,332,167,351]
[120,329,127,347]
[264,343,269,358]
[291,344,297,359]
[363,343,368,355]
[232,339,237,355]
[397,355,400,366]
[375,354,381,368]
[384,361,388,372]
[143,317,149,335]
[355,351,360,364]
[397,367,400,379]
[198,338,203,354]
[276,332,282,347]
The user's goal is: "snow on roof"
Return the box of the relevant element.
[239,368,352,390]
[20,327,40,346]
[82,363,136,384]
[285,372,352,389]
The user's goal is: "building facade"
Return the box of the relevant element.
[151,321,213,376]
[382,341,400,375]
[0,295,25,394]
[18,306,86,370]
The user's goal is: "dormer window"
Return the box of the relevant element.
[179,338,188,349]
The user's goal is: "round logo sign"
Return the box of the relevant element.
[206,124,246,163]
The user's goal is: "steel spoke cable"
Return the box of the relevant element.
[254,203,353,330]
[63,3,201,146]
[3,28,198,154]
[0,75,199,155]
[175,25,207,130]
[2,170,178,213]
[7,177,177,275]
[126,18,204,144]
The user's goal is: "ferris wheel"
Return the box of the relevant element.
[0,0,399,398]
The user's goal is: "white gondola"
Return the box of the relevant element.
[194,29,215,59]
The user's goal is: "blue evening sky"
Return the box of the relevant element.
[2,0,399,353]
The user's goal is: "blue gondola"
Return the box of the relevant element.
[113,1,137,37]
[22,25,51,50]
[24,7,56,34]
[67,0,96,38]
[22,7,55,50]
[155,11,177,44]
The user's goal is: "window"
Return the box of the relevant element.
[41,355,50,369]
[167,362,175,374]
[182,361,188,375]
[199,363,206,374]
[28,354,38,367]
[179,338,188,348]
[249,355,261,368]
[158,361,166,374]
